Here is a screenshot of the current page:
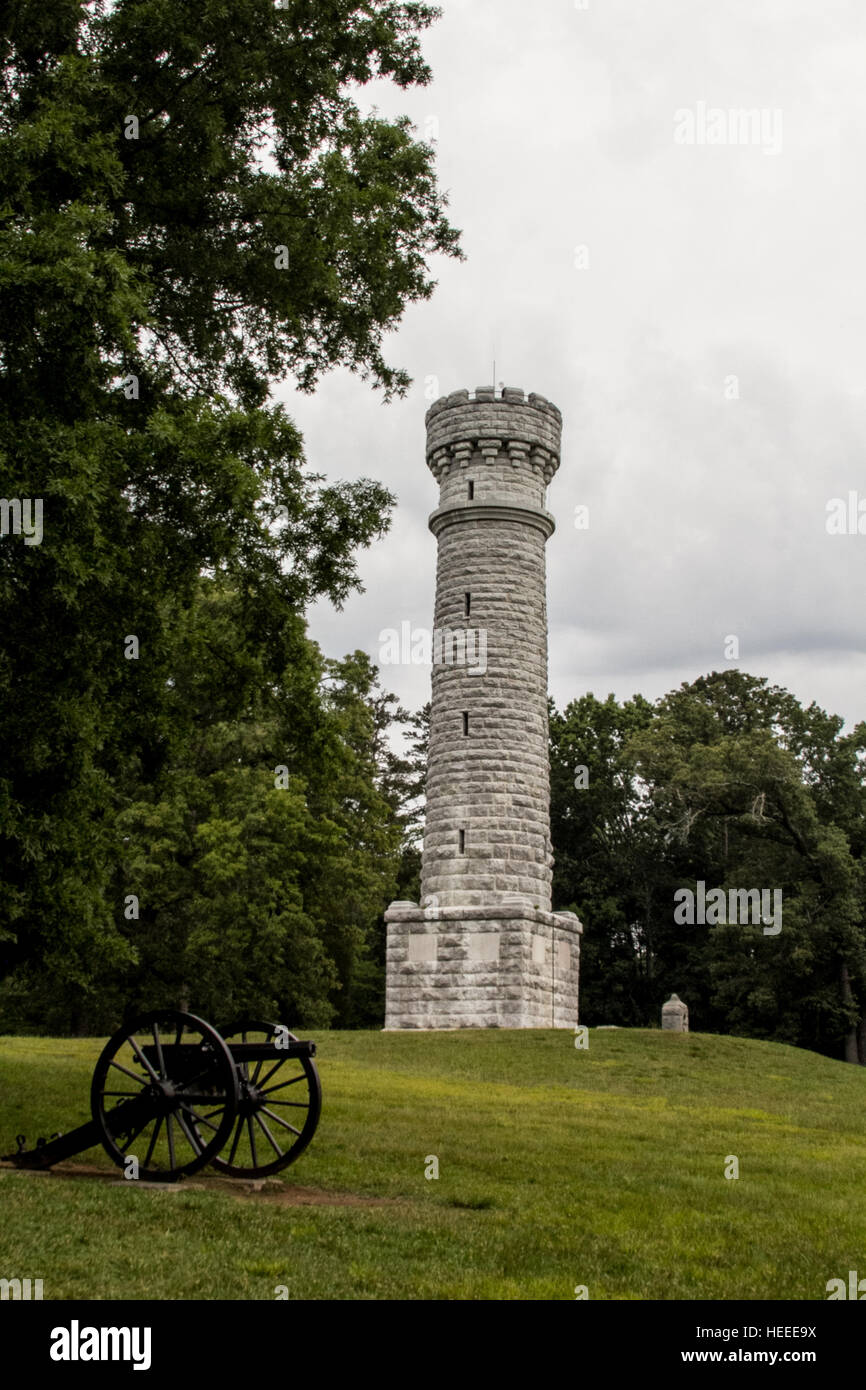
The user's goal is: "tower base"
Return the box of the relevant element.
[384,902,582,1030]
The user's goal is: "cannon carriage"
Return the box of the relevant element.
[3,1010,321,1182]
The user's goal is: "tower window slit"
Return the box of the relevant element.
[459,829,465,854]
[467,480,474,499]
[464,591,471,617]
[462,711,469,736]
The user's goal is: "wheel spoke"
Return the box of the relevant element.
[262,1099,309,1109]
[143,1117,163,1170]
[226,1118,243,1167]
[261,1073,307,1096]
[166,1113,177,1171]
[152,1021,167,1079]
[255,1058,288,1091]
[180,1105,221,1134]
[250,1045,267,1087]
[174,1106,203,1155]
[261,1106,302,1138]
[247,1116,258,1168]
[254,1112,284,1158]
[128,1035,160,1083]
[108,1059,149,1087]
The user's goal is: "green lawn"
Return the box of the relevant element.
[1,1027,864,1300]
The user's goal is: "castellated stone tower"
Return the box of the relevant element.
[384,386,583,1029]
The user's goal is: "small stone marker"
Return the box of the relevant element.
[661,993,688,1032]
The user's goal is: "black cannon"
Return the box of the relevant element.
[3,1010,321,1182]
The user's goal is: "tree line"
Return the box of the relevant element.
[550,672,866,1062]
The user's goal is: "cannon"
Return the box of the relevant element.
[2,1010,321,1182]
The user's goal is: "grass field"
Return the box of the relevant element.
[1,1027,864,1300]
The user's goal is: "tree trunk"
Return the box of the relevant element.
[840,963,859,1064]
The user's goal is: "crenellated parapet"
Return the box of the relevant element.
[425,386,562,489]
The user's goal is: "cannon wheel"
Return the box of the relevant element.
[91,1010,238,1182]
[209,1020,322,1178]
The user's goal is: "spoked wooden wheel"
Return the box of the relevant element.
[91,1010,238,1181]
[210,1019,322,1178]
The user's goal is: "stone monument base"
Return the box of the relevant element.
[384,902,583,1030]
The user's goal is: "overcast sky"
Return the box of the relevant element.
[275,0,866,730]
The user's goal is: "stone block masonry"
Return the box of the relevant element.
[384,386,583,1029]
[386,903,581,1029]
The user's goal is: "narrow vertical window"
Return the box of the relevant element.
[462,711,469,736]
[459,829,466,854]
[467,480,474,499]
[464,592,471,617]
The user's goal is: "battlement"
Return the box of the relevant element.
[425,386,562,424]
[425,385,562,488]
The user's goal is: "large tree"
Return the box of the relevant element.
[0,0,460,1017]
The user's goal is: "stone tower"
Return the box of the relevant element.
[384,385,582,1029]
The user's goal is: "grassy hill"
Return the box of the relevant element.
[1,1027,864,1300]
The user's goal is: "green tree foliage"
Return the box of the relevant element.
[7,579,412,1032]
[550,672,866,1062]
[549,692,657,1025]
[305,649,409,1028]
[391,698,427,896]
[0,0,460,1023]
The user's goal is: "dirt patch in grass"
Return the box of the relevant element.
[1,1160,394,1207]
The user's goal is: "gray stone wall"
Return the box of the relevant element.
[385,903,582,1030]
[422,513,552,909]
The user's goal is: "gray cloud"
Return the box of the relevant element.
[279,0,866,729]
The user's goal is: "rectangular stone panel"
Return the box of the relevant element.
[408,933,438,963]
[468,932,500,962]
